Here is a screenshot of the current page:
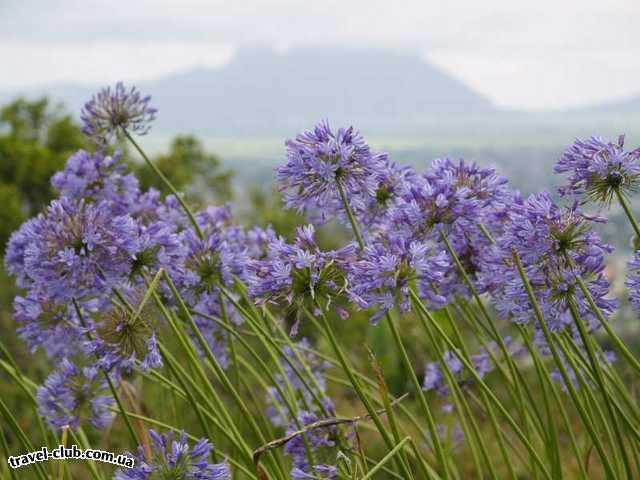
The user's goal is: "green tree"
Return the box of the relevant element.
[136,135,234,203]
[0,98,87,250]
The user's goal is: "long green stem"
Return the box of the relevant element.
[511,250,617,479]
[442,307,515,479]
[409,288,552,480]
[123,128,204,240]
[336,179,365,249]
[615,187,640,239]
[0,398,49,480]
[516,325,578,480]
[574,274,640,375]
[317,309,417,479]
[417,306,491,479]
[0,426,18,480]
[361,437,412,480]
[439,229,540,475]
[384,312,450,479]
[568,302,633,479]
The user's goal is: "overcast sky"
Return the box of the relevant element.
[1,0,638,110]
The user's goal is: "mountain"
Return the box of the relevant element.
[0,47,495,135]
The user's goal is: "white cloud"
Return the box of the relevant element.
[0,41,234,89]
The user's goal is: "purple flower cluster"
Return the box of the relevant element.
[555,135,640,204]
[51,149,140,215]
[247,225,356,334]
[277,120,386,224]
[81,82,157,145]
[6,89,630,459]
[6,84,291,436]
[36,359,114,432]
[347,232,449,323]
[18,198,139,301]
[390,158,512,307]
[114,430,230,480]
[492,191,616,331]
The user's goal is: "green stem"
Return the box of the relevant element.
[511,250,617,479]
[159,348,213,440]
[574,274,640,375]
[442,307,514,479]
[615,187,640,239]
[0,427,18,480]
[361,437,412,480]
[568,301,633,479]
[439,229,539,474]
[416,306,490,479]
[384,312,450,479]
[316,309,417,479]
[409,288,552,480]
[336,179,365,249]
[516,325,574,480]
[0,398,49,480]
[123,128,204,240]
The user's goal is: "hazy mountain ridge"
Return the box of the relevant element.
[1,47,496,135]
[1,47,638,136]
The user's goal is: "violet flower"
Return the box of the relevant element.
[81,82,156,145]
[114,430,230,480]
[277,120,383,224]
[37,359,114,432]
[555,135,640,204]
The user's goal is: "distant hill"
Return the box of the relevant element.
[0,47,495,135]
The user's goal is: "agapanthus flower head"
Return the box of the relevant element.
[37,359,114,432]
[555,135,640,204]
[247,224,356,335]
[391,158,512,305]
[87,296,162,372]
[81,82,156,145]
[51,149,140,215]
[351,159,419,235]
[347,231,449,323]
[13,292,92,358]
[277,120,384,223]
[18,198,139,302]
[493,191,616,330]
[179,224,245,305]
[130,220,187,281]
[5,217,40,289]
[115,430,230,480]
[243,225,278,260]
[394,158,510,238]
